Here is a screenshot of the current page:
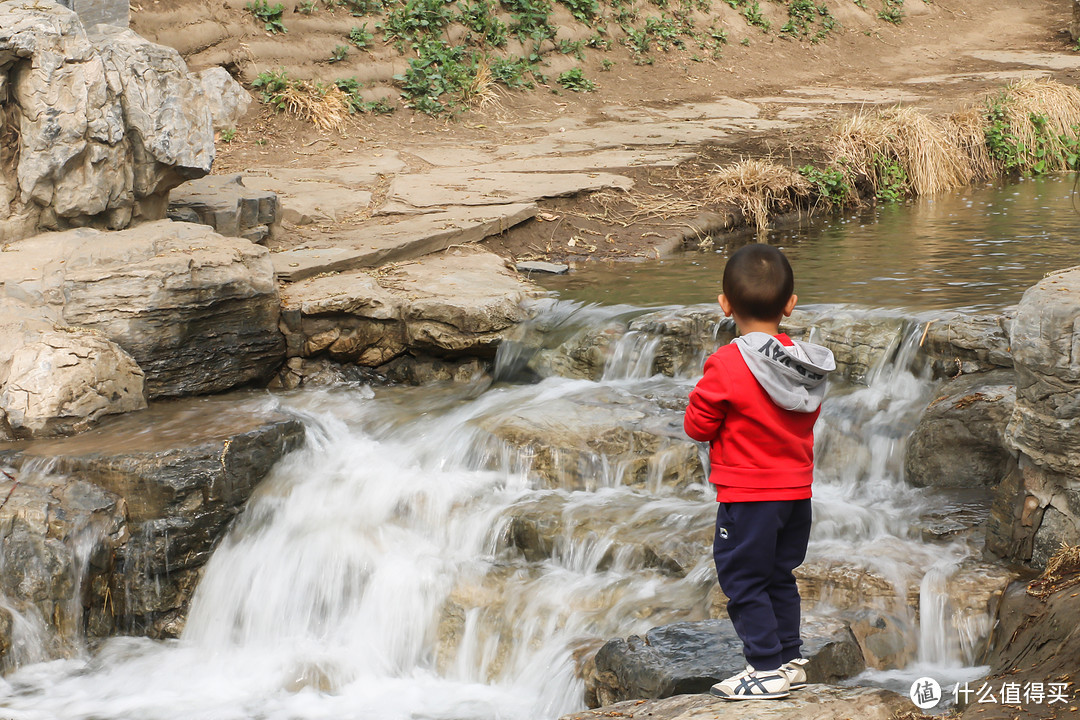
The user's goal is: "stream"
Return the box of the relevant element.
[1,176,1074,719]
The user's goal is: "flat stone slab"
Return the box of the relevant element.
[516,260,569,275]
[243,175,372,225]
[966,49,1080,70]
[413,148,695,172]
[563,685,909,720]
[271,203,538,282]
[382,170,634,210]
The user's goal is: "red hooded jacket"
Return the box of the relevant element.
[684,334,821,502]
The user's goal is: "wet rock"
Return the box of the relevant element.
[500,491,712,575]
[920,310,1014,377]
[0,3,212,240]
[269,357,385,390]
[960,575,1080,720]
[848,611,915,670]
[526,305,912,385]
[279,246,541,367]
[380,354,491,386]
[516,261,569,275]
[0,221,284,399]
[193,67,252,132]
[5,395,305,637]
[585,617,864,707]
[0,330,145,438]
[904,370,1016,488]
[0,469,128,665]
[473,384,704,493]
[167,174,279,243]
[565,685,909,720]
[987,268,1080,568]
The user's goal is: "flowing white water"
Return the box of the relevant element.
[0,302,994,719]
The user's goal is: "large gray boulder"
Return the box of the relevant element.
[5,394,305,638]
[585,618,864,708]
[0,221,284,400]
[0,1,212,241]
[193,67,252,132]
[904,369,1016,488]
[987,268,1080,567]
[279,246,541,367]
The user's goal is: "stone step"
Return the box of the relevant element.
[270,204,538,282]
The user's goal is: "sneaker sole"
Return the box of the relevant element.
[710,688,791,701]
[788,682,807,690]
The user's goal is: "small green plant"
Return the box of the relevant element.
[246,0,288,32]
[586,30,612,49]
[297,0,317,13]
[600,57,615,70]
[349,23,374,47]
[985,101,1022,172]
[329,44,349,62]
[557,67,596,92]
[393,37,476,115]
[252,68,293,106]
[873,153,908,202]
[558,0,600,21]
[457,0,508,45]
[558,38,586,60]
[742,1,770,32]
[798,164,851,207]
[740,36,750,45]
[220,128,237,143]
[626,28,651,59]
[379,0,454,48]
[341,0,384,14]
[878,0,902,23]
[504,0,557,42]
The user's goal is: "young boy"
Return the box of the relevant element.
[684,244,835,701]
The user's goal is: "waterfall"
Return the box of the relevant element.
[0,302,997,719]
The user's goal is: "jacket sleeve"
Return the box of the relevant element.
[684,354,728,442]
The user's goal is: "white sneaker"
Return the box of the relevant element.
[780,658,809,690]
[710,665,791,700]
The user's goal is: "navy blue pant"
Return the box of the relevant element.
[712,499,812,671]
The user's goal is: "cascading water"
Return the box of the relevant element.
[0,300,996,719]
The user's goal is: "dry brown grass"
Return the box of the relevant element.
[987,78,1080,173]
[279,82,350,133]
[702,159,811,232]
[828,106,973,197]
[947,105,995,182]
[464,55,501,111]
[1028,542,1080,598]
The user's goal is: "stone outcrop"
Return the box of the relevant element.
[167,174,279,243]
[563,685,909,720]
[904,369,1016,488]
[0,467,128,665]
[193,67,252,132]
[0,2,213,241]
[585,618,865,708]
[2,394,305,639]
[279,246,540,368]
[986,268,1080,568]
[0,221,284,407]
[920,310,1014,377]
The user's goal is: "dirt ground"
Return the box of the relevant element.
[134,0,1077,262]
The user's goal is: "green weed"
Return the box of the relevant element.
[252,68,292,106]
[296,0,317,14]
[457,0,509,45]
[349,23,375,47]
[742,1,770,32]
[330,44,349,62]
[246,0,288,33]
[379,0,454,48]
[878,0,902,23]
[873,153,908,202]
[557,67,596,91]
[490,56,535,88]
[797,164,851,207]
[220,128,237,143]
[559,0,600,21]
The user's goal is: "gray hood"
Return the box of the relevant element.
[732,332,836,413]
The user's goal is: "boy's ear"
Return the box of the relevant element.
[718,294,733,317]
[782,294,798,317]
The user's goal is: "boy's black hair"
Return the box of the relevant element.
[722,244,795,321]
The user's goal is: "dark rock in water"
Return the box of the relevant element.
[585,616,864,708]
[5,394,305,638]
[0,470,128,666]
[564,685,909,720]
[904,369,1016,489]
